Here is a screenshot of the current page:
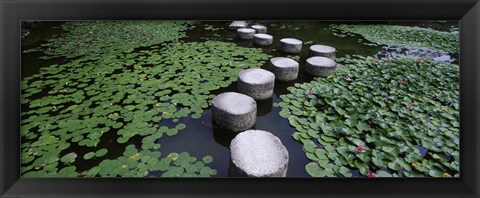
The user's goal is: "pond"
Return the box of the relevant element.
[20,21,459,177]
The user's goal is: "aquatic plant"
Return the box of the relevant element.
[329,24,459,53]
[21,41,270,177]
[82,146,217,177]
[22,21,196,59]
[278,55,459,177]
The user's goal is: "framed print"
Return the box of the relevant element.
[1,0,479,197]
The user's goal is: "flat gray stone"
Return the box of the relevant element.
[251,25,267,33]
[270,57,299,81]
[237,28,256,40]
[253,33,273,46]
[211,92,257,132]
[229,21,248,30]
[305,56,337,77]
[230,130,289,177]
[238,68,275,100]
[279,38,303,54]
[310,44,336,59]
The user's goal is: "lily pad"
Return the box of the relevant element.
[60,152,77,164]
[95,149,108,157]
[278,55,459,177]
[202,155,213,164]
[83,152,95,160]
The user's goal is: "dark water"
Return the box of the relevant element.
[21,21,458,177]
[21,22,69,77]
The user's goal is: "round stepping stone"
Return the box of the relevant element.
[237,28,256,40]
[251,25,267,33]
[279,38,302,54]
[305,56,337,77]
[310,44,336,59]
[269,57,299,81]
[238,68,275,100]
[211,92,257,132]
[253,33,273,46]
[229,21,248,30]
[230,130,289,177]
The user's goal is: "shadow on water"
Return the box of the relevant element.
[212,124,238,149]
[256,97,273,117]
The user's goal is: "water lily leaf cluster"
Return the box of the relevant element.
[204,24,222,31]
[22,21,196,59]
[21,39,269,177]
[278,55,459,177]
[329,24,459,53]
[82,145,216,177]
[269,22,309,31]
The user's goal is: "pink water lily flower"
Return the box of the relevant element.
[308,88,313,94]
[397,79,404,84]
[344,76,352,81]
[386,58,392,62]
[407,103,414,110]
[417,60,423,65]
[357,146,365,153]
[367,173,377,178]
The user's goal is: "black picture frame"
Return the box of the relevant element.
[1,0,479,197]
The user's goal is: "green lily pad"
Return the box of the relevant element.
[376,170,393,177]
[305,162,325,177]
[60,152,77,164]
[83,152,95,160]
[95,149,108,157]
[202,155,213,164]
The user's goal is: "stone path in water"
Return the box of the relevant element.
[212,21,339,177]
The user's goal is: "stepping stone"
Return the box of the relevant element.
[230,130,289,177]
[237,28,256,40]
[269,57,299,81]
[253,33,273,46]
[305,56,337,77]
[279,38,302,54]
[238,68,275,100]
[310,44,336,59]
[229,21,248,30]
[251,25,267,33]
[211,92,257,132]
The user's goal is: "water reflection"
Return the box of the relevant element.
[256,97,273,117]
[258,45,273,53]
[374,46,458,63]
[212,124,240,149]
[237,39,254,48]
